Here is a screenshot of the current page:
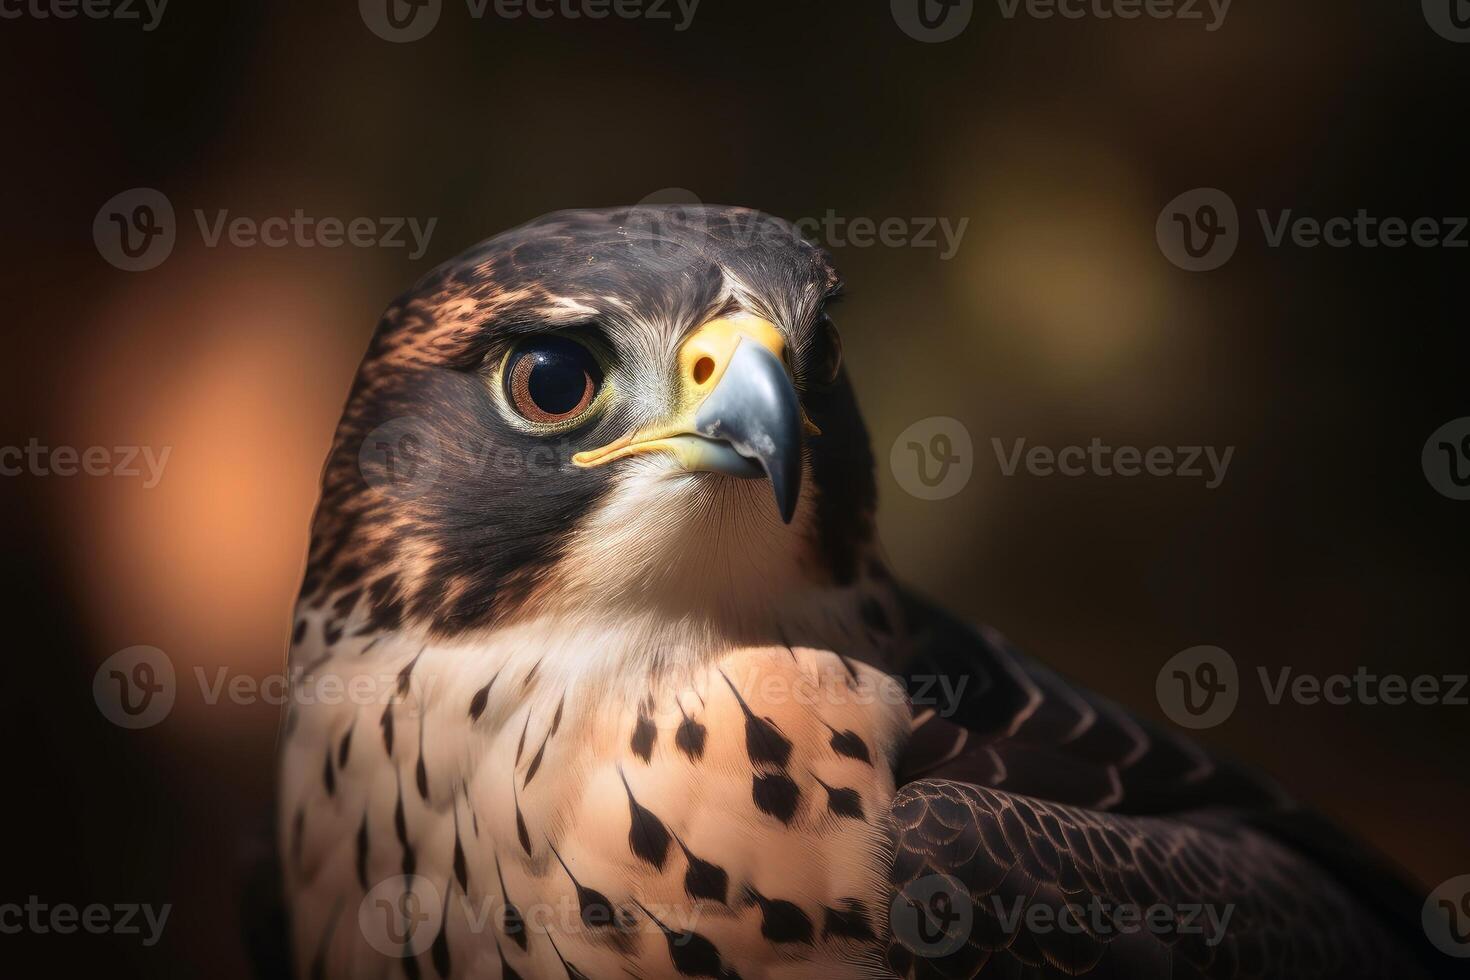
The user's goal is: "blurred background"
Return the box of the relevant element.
[2,0,1467,975]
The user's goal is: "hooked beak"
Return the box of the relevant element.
[572,314,812,523]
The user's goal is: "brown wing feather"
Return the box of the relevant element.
[885,589,1458,979]
[884,779,1432,979]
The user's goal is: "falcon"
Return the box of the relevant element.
[276,206,1456,980]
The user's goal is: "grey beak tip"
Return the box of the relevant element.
[694,340,805,524]
[774,477,797,524]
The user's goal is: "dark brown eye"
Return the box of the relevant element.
[505,337,601,424]
[809,314,843,388]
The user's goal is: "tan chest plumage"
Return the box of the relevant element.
[281,623,910,980]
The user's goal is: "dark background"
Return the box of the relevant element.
[2,0,1467,975]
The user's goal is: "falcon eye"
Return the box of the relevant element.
[504,336,602,425]
[808,314,843,388]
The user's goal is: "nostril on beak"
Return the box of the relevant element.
[692,356,716,386]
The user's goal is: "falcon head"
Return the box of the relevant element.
[302,206,879,641]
